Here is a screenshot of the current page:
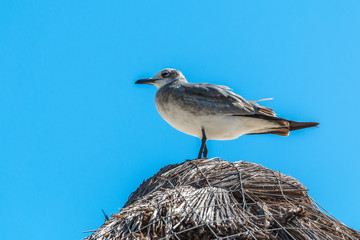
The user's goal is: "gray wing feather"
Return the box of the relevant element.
[173,83,276,117]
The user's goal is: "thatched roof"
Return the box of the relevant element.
[86,158,360,240]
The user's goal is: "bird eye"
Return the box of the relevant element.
[161,71,170,78]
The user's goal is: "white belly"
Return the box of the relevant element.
[155,101,279,140]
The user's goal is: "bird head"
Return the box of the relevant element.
[135,68,186,88]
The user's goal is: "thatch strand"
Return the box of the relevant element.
[85,158,360,240]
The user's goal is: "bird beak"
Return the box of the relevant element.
[135,78,158,85]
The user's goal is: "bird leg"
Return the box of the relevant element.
[203,143,208,159]
[197,128,207,159]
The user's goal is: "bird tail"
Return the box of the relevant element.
[271,121,319,136]
[245,116,319,136]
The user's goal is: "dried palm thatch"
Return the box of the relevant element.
[86,158,359,240]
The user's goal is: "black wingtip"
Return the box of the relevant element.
[289,121,319,131]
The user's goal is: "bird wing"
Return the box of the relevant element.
[176,83,277,117]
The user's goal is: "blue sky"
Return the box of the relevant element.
[1,1,359,239]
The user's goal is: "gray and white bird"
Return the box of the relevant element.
[135,68,319,159]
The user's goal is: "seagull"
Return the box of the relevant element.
[135,68,319,159]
